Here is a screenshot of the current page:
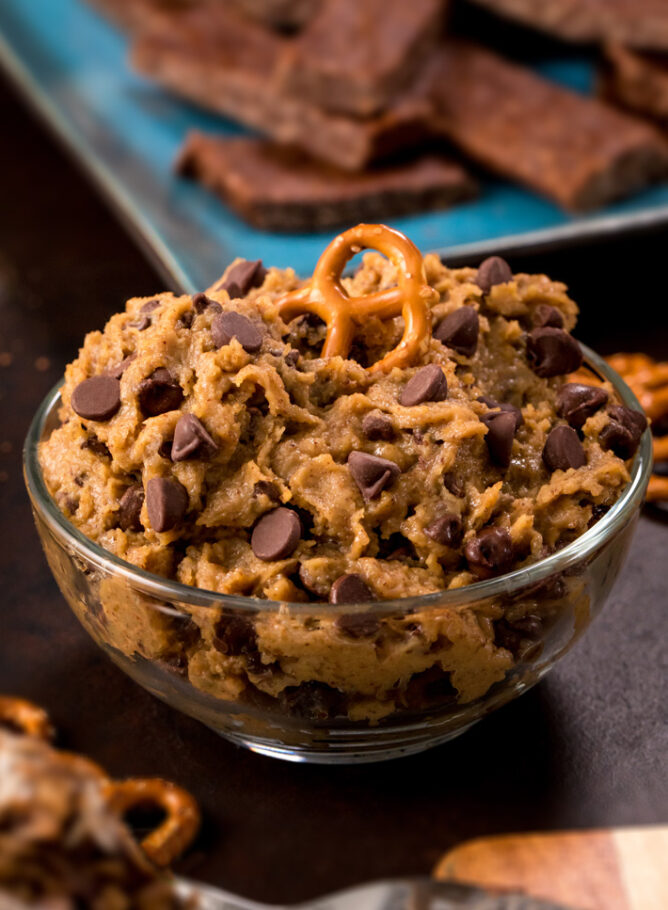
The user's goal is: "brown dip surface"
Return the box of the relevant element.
[38,238,642,722]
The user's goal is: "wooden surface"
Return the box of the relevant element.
[434,826,668,910]
[0,74,666,903]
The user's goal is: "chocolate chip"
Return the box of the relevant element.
[329,574,375,604]
[404,666,457,710]
[399,364,448,407]
[118,483,144,532]
[171,414,218,462]
[279,681,344,721]
[106,354,135,380]
[556,383,608,429]
[178,311,194,329]
[588,503,610,527]
[71,376,121,421]
[434,307,479,356]
[336,612,381,638]
[137,369,184,417]
[213,612,256,656]
[362,411,394,441]
[476,255,512,294]
[145,477,188,532]
[81,435,111,459]
[533,304,564,329]
[478,396,524,430]
[424,513,463,547]
[600,405,647,459]
[218,259,266,298]
[253,480,280,501]
[192,292,221,315]
[543,425,586,472]
[284,350,300,367]
[251,507,301,561]
[158,438,173,460]
[348,451,401,501]
[482,410,518,469]
[465,527,513,579]
[212,311,263,353]
[526,327,583,378]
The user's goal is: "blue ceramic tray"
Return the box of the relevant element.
[2,0,668,293]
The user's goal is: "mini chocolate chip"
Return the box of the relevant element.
[280,681,345,721]
[465,527,513,579]
[81,435,111,459]
[348,451,401,501]
[556,383,608,429]
[251,507,301,561]
[131,300,160,331]
[212,311,263,353]
[543,425,586,472]
[158,438,173,460]
[362,411,394,441]
[137,368,184,417]
[329,573,375,604]
[424,513,463,547]
[253,480,281,501]
[178,311,194,329]
[171,414,218,462]
[214,613,256,656]
[434,307,479,356]
[526,327,583,377]
[118,483,144,532]
[600,405,648,459]
[533,304,564,329]
[336,612,381,638]
[399,364,448,407]
[71,376,121,421]
[478,396,524,430]
[476,255,512,294]
[192,292,221,314]
[218,259,266,298]
[588,503,610,527]
[145,477,189,532]
[284,350,300,367]
[443,472,465,498]
[106,354,135,380]
[482,410,518,469]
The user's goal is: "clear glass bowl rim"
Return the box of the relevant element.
[23,343,652,615]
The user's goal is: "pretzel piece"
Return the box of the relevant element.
[277,223,438,372]
[105,778,200,867]
[0,696,54,741]
[606,351,668,503]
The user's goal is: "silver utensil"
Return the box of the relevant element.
[176,876,573,910]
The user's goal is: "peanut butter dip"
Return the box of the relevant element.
[38,225,645,724]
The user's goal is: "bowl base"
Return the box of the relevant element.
[213,721,479,764]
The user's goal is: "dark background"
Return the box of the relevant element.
[0,74,666,901]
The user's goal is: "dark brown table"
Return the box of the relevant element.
[0,73,666,904]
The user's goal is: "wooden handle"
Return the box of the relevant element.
[434,826,668,910]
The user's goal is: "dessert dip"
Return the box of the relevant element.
[37,224,647,725]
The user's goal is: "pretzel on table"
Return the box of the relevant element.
[0,695,54,741]
[0,694,199,868]
[277,223,438,373]
[605,353,668,503]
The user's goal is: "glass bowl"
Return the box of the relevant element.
[24,345,652,764]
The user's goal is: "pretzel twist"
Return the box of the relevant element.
[0,696,54,741]
[606,352,668,503]
[104,778,200,867]
[277,224,438,372]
